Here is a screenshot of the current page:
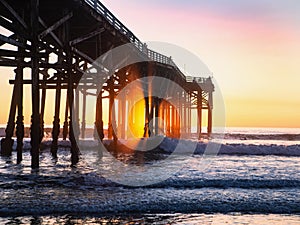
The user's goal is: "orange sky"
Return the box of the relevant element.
[0,0,300,128]
[99,0,300,128]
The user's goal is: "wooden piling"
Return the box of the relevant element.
[30,0,40,169]
[1,82,17,156]
[143,97,150,138]
[64,11,79,165]
[208,91,213,135]
[16,46,24,163]
[40,76,47,143]
[197,90,202,139]
[187,92,191,136]
[95,90,104,141]
[108,78,114,139]
[75,86,80,139]
[154,98,159,136]
[166,103,171,137]
[81,89,87,139]
[67,69,79,165]
[160,101,165,136]
[51,75,61,159]
[94,33,104,141]
[120,74,126,139]
[171,105,176,138]
[63,95,69,140]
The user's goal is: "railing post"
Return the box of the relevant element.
[93,0,97,10]
[143,43,148,55]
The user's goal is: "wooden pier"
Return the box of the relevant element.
[0,0,214,168]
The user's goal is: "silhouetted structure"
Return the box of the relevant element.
[0,0,214,168]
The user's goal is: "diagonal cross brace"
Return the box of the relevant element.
[38,18,63,47]
[38,12,73,40]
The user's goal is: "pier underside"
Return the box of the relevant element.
[0,0,214,168]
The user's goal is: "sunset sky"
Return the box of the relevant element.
[100,0,300,128]
[0,0,300,128]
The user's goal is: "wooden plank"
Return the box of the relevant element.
[0,16,29,40]
[69,28,104,46]
[38,12,73,40]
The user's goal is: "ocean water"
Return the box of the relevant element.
[0,127,299,224]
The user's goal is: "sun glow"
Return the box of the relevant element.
[115,78,147,140]
[128,99,145,138]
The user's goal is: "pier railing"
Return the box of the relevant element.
[84,0,210,83]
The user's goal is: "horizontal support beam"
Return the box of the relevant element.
[39,62,67,69]
[0,34,15,46]
[7,82,101,90]
[0,60,66,69]
[9,80,75,85]
[42,85,106,90]
[0,59,28,67]
[9,79,118,88]
[0,34,28,49]
[0,49,47,58]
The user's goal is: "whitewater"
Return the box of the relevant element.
[0,127,299,224]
